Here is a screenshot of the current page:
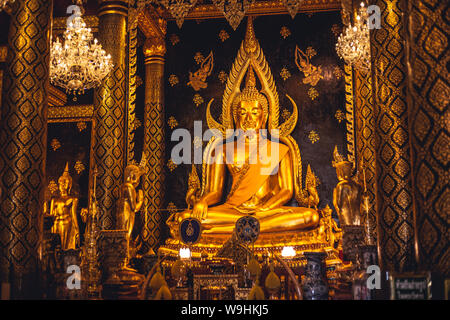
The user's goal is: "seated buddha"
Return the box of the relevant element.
[167,66,319,236]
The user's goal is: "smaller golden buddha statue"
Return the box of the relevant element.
[116,163,144,258]
[332,146,362,226]
[49,163,80,250]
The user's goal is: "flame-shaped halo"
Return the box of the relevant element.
[206,16,298,138]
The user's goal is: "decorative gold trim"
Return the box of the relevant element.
[48,85,68,107]
[138,7,166,41]
[52,15,99,35]
[144,56,165,64]
[48,105,94,122]
[343,64,356,169]
[98,8,128,18]
[127,10,138,164]
[162,0,340,20]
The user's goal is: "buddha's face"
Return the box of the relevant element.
[58,177,71,194]
[235,100,265,132]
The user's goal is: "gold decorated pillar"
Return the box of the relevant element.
[141,13,167,254]
[369,0,417,272]
[0,0,53,298]
[354,69,377,243]
[93,0,128,230]
[406,0,449,276]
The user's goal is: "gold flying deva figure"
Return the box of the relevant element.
[167,17,320,237]
[187,51,214,91]
[49,163,80,250]
[332,146,362,226]
[116,160,145,257]
[295,45,323,87]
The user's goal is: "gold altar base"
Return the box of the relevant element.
[159,228,339,262]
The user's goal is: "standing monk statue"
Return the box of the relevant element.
[332,146,363,226]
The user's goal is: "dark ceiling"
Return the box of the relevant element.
[53,0,99,18]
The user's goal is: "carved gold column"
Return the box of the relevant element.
[0,0,53,298]
[354,69,377,242]
[369,0,416,272]
[406,0,449,276]
[141,13,166,254]
[93,0,128,229]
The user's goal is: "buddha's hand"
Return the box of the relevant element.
[192,198,208,220]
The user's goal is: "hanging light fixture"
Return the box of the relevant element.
[336,2,371,73]
[0,0,14,12]
[50,1,113,97]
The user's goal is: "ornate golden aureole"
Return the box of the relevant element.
[161,17,338,259]
[48,163,80,250]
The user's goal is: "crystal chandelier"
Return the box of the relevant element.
[0,0,14,12]
[336,3,371,73]
[50,5,113,96]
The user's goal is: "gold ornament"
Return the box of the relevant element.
[306,46,317,58]
[281,108,291,121]
[280,67,291,81]
[282,0,303,19]
[333,66,344,80]
[133,117,142,130]
[331,24,342,38]
[280,26,291,39]
[193,94,204,107]
[77,121,87,132]
[335,109,345,123]
[212,0,253,31]
[219,30,230,42]
[308,87,319,100]
[308,130,320,144]
[295,45,323,87]
[169,34,180,46]
[167,116,179,129]
[74,160,85,174]
[160,0,198,29]
[194,52,205,64]
[167,202,178,214]
[169,74,179,87]
[50,138,61,151]
[218,70,227,84]
[48,180,58,195]
[188,51,214,91]
[167,159,177,172]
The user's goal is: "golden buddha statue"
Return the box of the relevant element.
[167,18,320,238]
[49,163,80,250]
[116,162,144,257]
[332,146,362,226]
